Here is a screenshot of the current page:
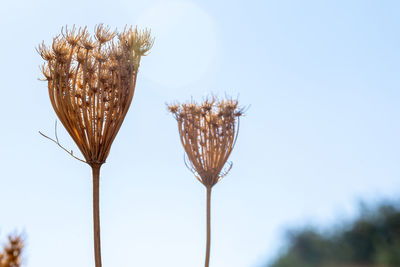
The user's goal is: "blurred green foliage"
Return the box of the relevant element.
[269,201,400,267]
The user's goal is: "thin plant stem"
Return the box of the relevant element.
[38,25,153,267]
[167,98,243,267]
[205,186,212,267]
[92,164,102,267]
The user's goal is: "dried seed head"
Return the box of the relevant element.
[119,26,154,70]
[93,50,108,63]
[37,42,55,61]
[84,59,96,74]
[39,64,52,81]
[80,29,96,50]
[168,104,179,114]
[168,96,244,188]
[62,25,83,46]
[110,43,123,61]
[38,25,153,166]
[0,235,23,267]
[76,49,87,64]
[95,24,116,44]
[52,37,70,63]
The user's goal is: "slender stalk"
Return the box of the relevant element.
[91,164,102,267]
[205,186,212,267]
[167,98,243,267]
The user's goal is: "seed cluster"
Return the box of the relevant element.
[37,25,153,165]
[0,236,23,267]
[168,98,243,188]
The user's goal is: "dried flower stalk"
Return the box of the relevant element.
[38,24,153,267]
[0,235,23,267]
[168,97,243,267]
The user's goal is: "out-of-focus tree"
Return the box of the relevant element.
[269,202,400,267]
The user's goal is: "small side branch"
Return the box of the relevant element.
[39,120,87,164]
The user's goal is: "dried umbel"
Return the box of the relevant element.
[0,236,23,267]
[168,97,243,267]
[168,97,243,188]
[38,24,153,267]
[38,24,153,165]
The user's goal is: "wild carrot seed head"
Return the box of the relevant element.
[38,25,153,166]
[0,235,23,267]
[168,97,243,188]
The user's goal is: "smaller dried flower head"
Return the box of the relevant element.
[0,235,23,267]
[168,97,243,188]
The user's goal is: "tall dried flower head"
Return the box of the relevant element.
[37,24,154,166]
[168,96,243,267]
[0,235,23,267]
[168,97,243,188]
[37,24,153,267]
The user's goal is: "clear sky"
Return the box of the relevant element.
[1,0,400,266]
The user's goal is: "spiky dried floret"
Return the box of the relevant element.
[95,24,116,44]
[38,25,153,166]
[0,235,23,267]
[62,25,84,46]
[118,26,154,70]
[168,97,243,187]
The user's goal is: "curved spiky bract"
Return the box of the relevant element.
[38,25,154,166]
[168,97,243,188]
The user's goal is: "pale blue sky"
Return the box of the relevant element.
[1,0,400,266]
